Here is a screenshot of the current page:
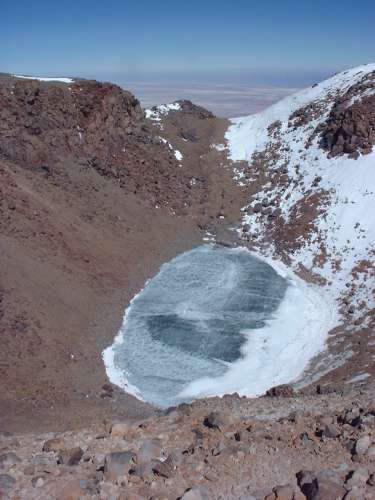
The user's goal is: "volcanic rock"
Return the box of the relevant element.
[137,439,162,464]
[151,457,175,478]
[0,474,16,495]
[266,384,295,398]
[318,73,375,158]
[42,437,67,452]
[296,470,346,500]
[203,411,232,430]
[110,421,131,437]
[355,435,371,456]
[181,486,210,500]
[0,452,20,470]
[273,484,295,499]
[104,450,137,481]
[57,447,84,466]
[345,467,369,489]
[322,424,341,439]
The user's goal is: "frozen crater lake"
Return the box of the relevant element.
[103,245,333,408]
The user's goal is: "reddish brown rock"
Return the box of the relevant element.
[104,450,136,481]
[355,435,371,456]
[203,411,233,430]
[296,470,346,500]
[273,484,295,500]
[57,447,83,466]
[0,452,20,470]
[110,421,131,437]
[56,479,88,500]
[266,384,295,398]
[42,437,66,452]
[322,424,341,439]
[317,72,375,158]
[0,474,16,495]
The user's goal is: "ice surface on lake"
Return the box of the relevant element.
[106,245,290,407]
[104,245,333,407]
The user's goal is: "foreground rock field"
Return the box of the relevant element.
[1,384,375,499]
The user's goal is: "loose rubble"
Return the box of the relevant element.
[0,385,374,499]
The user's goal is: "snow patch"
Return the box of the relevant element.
[159,137,183,161]
[345,372,370,384]
[212,143,227,152]
[145,102,181,123]
[13,74,74,83]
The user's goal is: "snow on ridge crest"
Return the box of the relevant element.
[145,102,181,123]
[13,74,74,84]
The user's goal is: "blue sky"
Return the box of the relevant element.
[1,0,374,84]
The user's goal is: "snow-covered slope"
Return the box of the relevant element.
[226,64,375,339]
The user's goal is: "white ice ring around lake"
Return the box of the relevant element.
[103,245,335,408]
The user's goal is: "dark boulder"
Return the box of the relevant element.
[266,384,295,398]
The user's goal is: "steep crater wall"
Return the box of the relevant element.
[0,76,190,209]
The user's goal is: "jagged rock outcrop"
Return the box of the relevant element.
[317,70,375,158]
[174,99,215,119]
[0,77,143,165]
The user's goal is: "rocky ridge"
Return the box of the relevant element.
[0,74,191,211]
[318,70,375,158]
